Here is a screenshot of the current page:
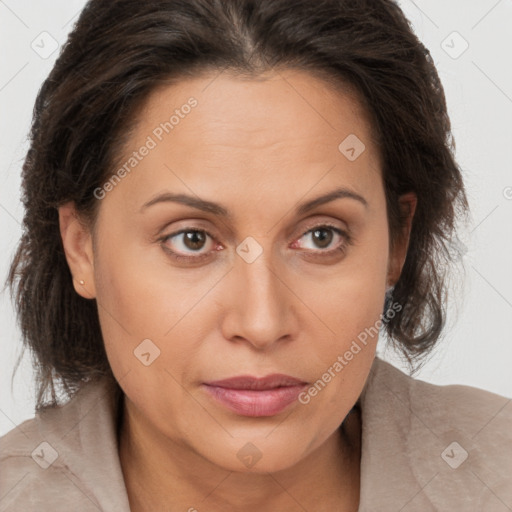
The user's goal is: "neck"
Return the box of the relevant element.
[118,397,361,512]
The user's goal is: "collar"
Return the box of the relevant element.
[35,374,130,511]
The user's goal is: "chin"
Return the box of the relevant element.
[193,433,311,474]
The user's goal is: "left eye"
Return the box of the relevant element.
[296,226,346,251]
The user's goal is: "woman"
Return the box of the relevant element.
[1,0,510,510]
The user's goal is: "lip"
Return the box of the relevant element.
[203,374,308,417]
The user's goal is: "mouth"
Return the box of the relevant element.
[202,374,309,417]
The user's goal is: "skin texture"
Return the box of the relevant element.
[59,69,416,511]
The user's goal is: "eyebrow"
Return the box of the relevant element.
[139,187,368,218]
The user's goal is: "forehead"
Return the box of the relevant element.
[111,69,382,213]
[139,69,376,151]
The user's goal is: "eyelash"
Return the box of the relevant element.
[159,223,353,264]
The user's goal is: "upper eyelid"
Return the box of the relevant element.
[157,211,350,239]
[164,223,347,248]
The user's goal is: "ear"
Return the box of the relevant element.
[58,202,96,299]
[387,191,417,287]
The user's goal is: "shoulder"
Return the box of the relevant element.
[0,377,127,511]
[0,408,97,511]
[370,356,512,430]
[366,356,512,459]
[358,356,512,511]
[0,434,100,512]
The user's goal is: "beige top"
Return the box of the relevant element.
[1,356,511,511]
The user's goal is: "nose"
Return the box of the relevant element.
[221,246,298,350]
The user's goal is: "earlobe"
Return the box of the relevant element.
[58,202,96,299]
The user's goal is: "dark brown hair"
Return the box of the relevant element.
[6,0,470,410]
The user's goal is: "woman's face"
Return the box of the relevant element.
[63,69,415,473]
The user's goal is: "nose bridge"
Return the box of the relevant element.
[227,237,293,347]
[241,251,280,308]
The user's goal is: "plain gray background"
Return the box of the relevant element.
[1,0,511,436]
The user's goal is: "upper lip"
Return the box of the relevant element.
[204,374,308,390]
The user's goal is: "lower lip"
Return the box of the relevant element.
[203,384,307,417]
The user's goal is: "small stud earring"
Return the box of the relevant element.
[79,280,85,285]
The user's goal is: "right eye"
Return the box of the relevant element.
[160,228,219,262]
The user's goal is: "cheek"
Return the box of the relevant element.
[91,228,166,370]
[92,234,216,380]
[296,222,388,408]
[93,221,178,334]
[296,277,384,438]
[318,220,389,334]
